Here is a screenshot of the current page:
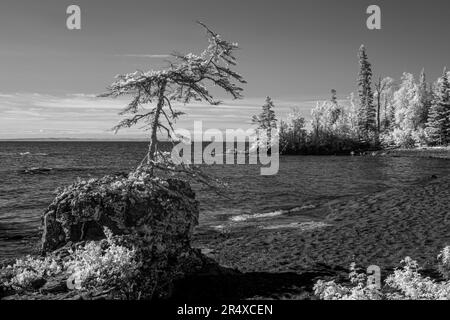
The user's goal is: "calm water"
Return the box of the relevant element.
[1,141,450,259]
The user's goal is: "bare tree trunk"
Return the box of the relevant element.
[375,78,382,134]
[147,81,167,164]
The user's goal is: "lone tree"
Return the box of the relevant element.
[101,22,246,166]
[357,45,376,142]
[426,67,450,145]
[251,96,277,150]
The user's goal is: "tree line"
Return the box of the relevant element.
[252,45,450,154]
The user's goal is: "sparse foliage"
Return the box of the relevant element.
[100,22,246,165]
[314,248,450,300]
[1,228,140,296]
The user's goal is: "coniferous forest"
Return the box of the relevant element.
[252,45,450,155]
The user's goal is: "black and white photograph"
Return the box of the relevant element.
[0,0,450,310]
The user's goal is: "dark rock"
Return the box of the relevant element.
[20,167,53,175]
[40,276,68,294]
[30,277,46,290]
[0,285,15,299]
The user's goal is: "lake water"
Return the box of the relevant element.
[1,141,449,259]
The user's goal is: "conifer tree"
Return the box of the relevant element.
[374,77,387,133]
[329,89,341,124]
[252,96,277,130]
[357,45,376,142]
[331,89,338,105]
[101,22,246,165]
[252,96,277,149]
[417,68,432,127]
[426,67,450,145]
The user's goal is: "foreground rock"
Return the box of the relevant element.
[41,170,199,253]
[2,168,205,300]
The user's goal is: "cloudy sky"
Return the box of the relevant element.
[0,0,449,139]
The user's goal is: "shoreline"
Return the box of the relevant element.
[194,171,450,276]
[280,146,450,159]
[2,148,450,299]
[383,146,450,160]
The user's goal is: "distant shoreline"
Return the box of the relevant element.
[383,147,450,160]
[0,139,150,142]
[3,140,450,160]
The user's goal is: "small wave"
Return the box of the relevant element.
[230,211,285,222]
[260,221,331,230]
[229,204,316,222]
[19,167,53,175]
[19,152,48,156]
[0,151,50,156]
[290,204,316,211]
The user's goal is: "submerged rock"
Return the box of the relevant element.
[19,167,53,175]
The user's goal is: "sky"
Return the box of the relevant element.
[0,0,449,139]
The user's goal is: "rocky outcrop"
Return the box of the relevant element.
[36,169,202,299]
[41,170,199,253]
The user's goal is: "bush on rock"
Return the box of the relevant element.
[41,168,199,252]
[35,168,202,299]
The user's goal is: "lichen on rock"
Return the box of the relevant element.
[33,167,203,299]
[41,168,199,253]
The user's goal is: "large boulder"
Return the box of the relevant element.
[40,169,201,298]
[42,170,199,253]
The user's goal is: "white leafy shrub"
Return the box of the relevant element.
[381,128,417,148]
[385,257,450,300]
[1,228,141,294]
[438,246,450,279]
[314,248,450,300]
[1,256,62,290]
[314,263,383,300]
[64,228,141,291]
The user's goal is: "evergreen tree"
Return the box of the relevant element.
[417,68,432,127]
[375,76,396,132]
[426,67,450,145]
[374,77,386,133]
[357,45,376,142]
[102,22,245,164]
[251,96,278,149]
[252,96,277,130]
[329,89,341,124]
[331,89,338,105]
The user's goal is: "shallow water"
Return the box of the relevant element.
[1,141,449,259]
